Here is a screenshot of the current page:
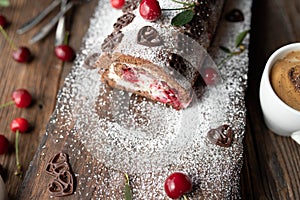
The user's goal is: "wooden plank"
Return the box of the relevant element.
[0,0,98,199]
[0,0,299,199]
[241,0,300,199]
[17,0,252,198]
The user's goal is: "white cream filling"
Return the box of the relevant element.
[107,62,181,104]
[108,63,153,92]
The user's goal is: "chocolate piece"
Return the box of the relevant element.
[137,26,163,47]
[225,9,244,22]
[207,125,233,147]
[122,0,139,12]
[113,13,135,31]
[48,171,74,197]
[46,152,74,197]
[192,75,206,98]
[167,53,192,79]
[101,31,124,53]
[46,152,70,176]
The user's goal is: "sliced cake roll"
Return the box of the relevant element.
[95,0,225,109]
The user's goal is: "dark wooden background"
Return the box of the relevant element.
[242,0,300,199]
[0,0,299,199]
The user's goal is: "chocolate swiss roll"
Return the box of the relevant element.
[95,0,225,109]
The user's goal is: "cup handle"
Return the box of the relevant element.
[291,130,300,145]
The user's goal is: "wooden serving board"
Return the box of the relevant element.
[18,0,252,199]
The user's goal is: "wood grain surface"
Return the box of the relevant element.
[0,0,98,199]
[242,0,300,199]
[0,0,299,199]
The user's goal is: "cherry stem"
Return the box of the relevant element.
[162,5,194,11]
[0,26,17,50]
[124,173,133,200]
[63,31,70,45]
[218,47,245,67]
[218,54,233,67]
[0,100,14,109]
[124,173,129,184]
[182,195,188,200]
[163,0,195,11]
[171,0,192,6]
[14,130,22,177]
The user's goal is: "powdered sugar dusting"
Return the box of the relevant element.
[37,0,251,199]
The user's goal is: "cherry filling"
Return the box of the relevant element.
[119,65,182,109]
[121,67,139,83]
[150,81,182,109]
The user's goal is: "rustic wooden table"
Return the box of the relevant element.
[0,0,99,198]
[242,0,300,199]
[0,0,299,199]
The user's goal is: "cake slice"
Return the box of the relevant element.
[95,0,225,109]
[97,53,194,109]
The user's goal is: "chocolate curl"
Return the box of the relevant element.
[137,26,163,47]
[45,152,70,176]
[207,125,233,147]
[48,171,74,197]
[45,152,75,197]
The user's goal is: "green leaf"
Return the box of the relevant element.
[125,184,132,200]
[0,0,10,7]
[235,29,250,48]
[219,46,232,54]
[124,173,132,200]
[171,10,195,26]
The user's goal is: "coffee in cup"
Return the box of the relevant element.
[270,50,300,111]
[259,43,300,144]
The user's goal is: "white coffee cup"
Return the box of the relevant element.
[259,43,300,144]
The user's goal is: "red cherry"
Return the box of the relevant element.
[12,89,32,108]
[10,118,30,133]
[164,172,193,199]
[0,15,8,28]
[0,135,9,155]
[12,46,32,63]
[0,88,32,109]
[10,118,30,177]
[110,0,125,9]
[0,17,32,63]
[203,67,219,85]
[150,81,182,109]
[55,44,75,62]
[139,0,162,21]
